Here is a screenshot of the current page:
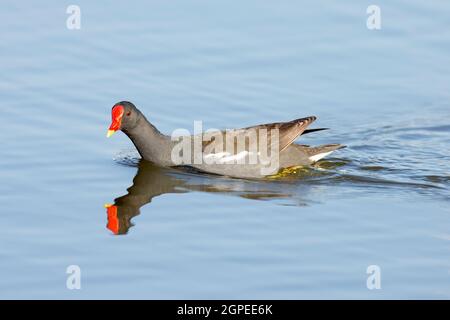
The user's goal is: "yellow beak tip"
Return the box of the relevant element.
[106,130,116,138]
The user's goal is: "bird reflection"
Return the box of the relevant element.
[105,162,185,235]
[104,160,326,235]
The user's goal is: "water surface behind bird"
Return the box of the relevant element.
[1,1,449,298]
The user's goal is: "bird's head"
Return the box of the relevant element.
[107,101,140,137]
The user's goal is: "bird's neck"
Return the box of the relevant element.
[122,115,173,166]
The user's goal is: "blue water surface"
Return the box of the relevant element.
[0,0,449,299]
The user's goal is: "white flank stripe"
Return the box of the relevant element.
[204,151,250,163]
[204,152,230,160]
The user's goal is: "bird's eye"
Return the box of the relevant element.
[126,111,131,116]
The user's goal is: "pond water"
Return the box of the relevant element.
[1,0,449,299]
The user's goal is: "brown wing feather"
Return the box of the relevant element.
[202,116,317,154]
[276,116,317,151]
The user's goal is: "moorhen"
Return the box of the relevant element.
[106,101,344,179]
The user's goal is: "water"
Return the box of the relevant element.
[1,0,449,299]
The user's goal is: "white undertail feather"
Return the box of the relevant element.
[309,151,334,162]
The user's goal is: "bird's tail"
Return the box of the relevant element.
[301,128,329,135]
[305,144,346,162]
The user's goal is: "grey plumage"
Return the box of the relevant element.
[110,101,345,179]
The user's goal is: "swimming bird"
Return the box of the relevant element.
[106,101,345,179]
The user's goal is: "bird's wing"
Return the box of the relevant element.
[201,116,317,156]
[246,116,317,152]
